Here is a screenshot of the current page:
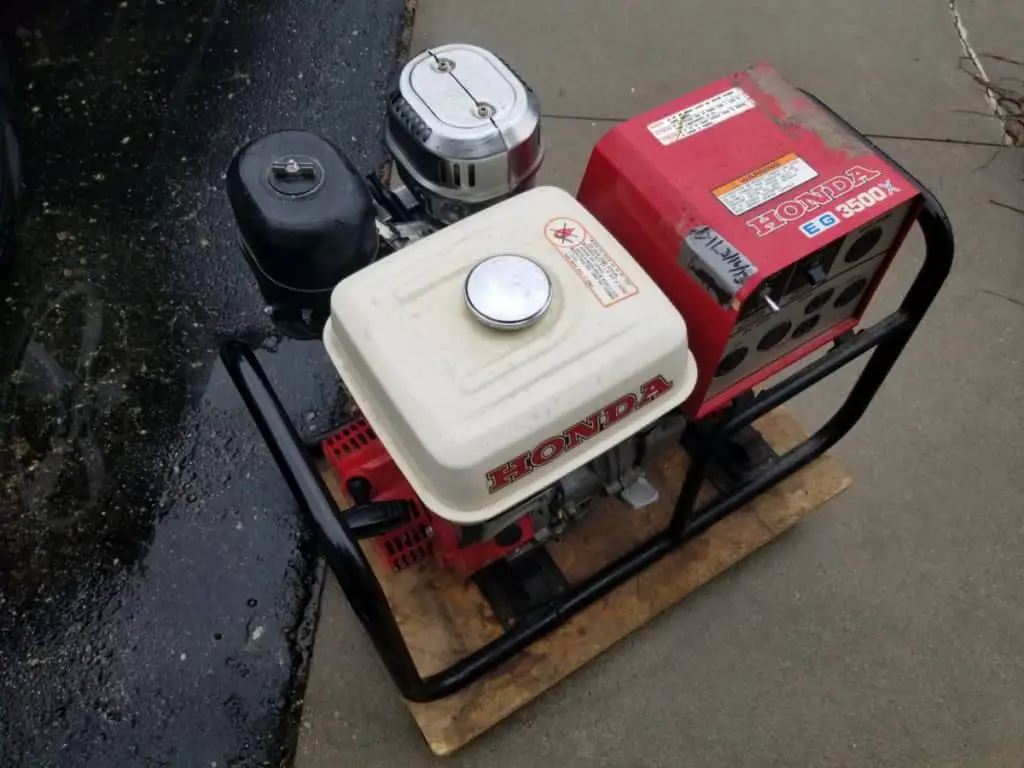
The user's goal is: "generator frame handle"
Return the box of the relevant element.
[220,115,953,705]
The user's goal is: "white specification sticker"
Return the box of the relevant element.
[647,87,756,146]
[545,218,639,307]
[713,153,818,216]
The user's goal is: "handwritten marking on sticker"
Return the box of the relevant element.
[545,218,639,307]
[713,153,818,216]
[682,226,758,306]
[647,87,755,146]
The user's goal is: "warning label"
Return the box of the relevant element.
[713,153,818,216]
[545,218,639,307]
[647,87,755,146]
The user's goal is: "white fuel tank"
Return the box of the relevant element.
[323,186,698,525]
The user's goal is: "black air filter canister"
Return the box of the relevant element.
[226,130,377,329]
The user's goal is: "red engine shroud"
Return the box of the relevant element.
[323,419,530,577]
[577,62,923,419]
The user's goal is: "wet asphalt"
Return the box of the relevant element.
[0,1,407,765]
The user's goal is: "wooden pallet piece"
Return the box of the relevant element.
[319,406,851,755]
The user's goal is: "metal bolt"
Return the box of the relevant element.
[439,202,466,223]
[474,102,495,118]
[271,157,316,179]
[433,57,455,73]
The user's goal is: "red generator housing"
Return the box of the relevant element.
[578,63,924,419]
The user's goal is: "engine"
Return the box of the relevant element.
[321,183,697,574]
[225,44,696,576]
[226,44,920,578]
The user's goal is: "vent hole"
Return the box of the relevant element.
[793,314,822,340]
[835,278,869,308]
[758,321,793,351]
[715,346,749,377]
[805,288,835,315]
[844,227,883,264]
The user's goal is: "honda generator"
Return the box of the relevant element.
[221,44,952,702]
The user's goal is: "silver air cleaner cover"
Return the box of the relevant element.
[385,43,544,223]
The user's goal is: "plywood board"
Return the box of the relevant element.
[319,407,851,755]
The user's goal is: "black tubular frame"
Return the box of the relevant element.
[219,104,954,703]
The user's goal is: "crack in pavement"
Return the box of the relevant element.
[541,113,1012,148]
[990,199,1024,218]
[554,3,1024,148]
[979,288,1024,311]
[862,132,1009,148]
[949,0,1017,146]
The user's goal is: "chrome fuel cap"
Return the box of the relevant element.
[464,254,552,330]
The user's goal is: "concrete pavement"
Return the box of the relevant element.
[296,1,1024,765]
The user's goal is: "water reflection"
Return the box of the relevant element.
[10,282,125,519]
[0,0,403,762]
